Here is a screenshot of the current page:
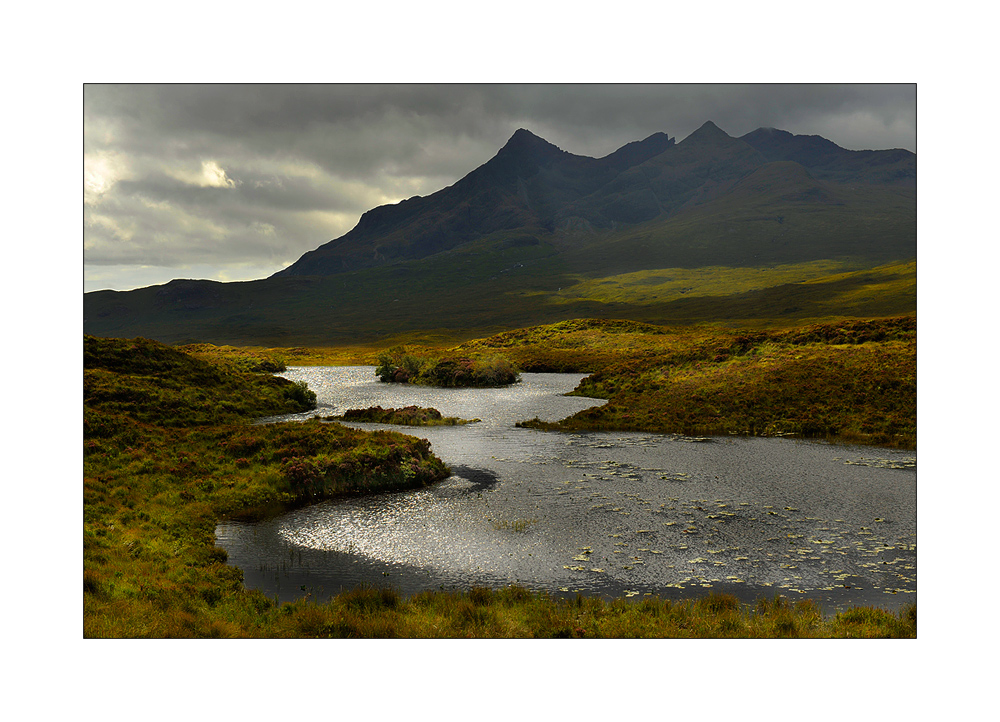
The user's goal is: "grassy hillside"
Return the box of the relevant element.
[83,246,915,347]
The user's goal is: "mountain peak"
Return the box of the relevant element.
[498,128,565,157]
[683,120,732,144]
[511,127,540,140]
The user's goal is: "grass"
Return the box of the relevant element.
[176,343,289,372]
[84,336,450,637]
[541,259,872,306]
[250,585,915,638]
[467,316,916,448]
[491,518,537,532]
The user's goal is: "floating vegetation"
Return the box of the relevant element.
[842,457,916,470]
[492,518,537,533]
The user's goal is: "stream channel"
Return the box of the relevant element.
[215,366,916,613]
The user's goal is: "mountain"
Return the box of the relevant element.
[276,128,676,276]
[551,121,771,229]
[739,127,916,185]
[85,123,916,345]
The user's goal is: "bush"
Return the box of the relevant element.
[283,380,317,409]
[375,348,519,387]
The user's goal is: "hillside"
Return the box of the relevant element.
[84,123,915,346]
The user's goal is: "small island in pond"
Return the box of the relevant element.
[325,405,480,426]
[376,348,519,387]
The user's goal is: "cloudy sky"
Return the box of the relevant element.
[84,84,916,292]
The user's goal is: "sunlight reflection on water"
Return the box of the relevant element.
[217,367,916,612]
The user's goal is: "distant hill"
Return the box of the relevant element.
[84,122,915,345]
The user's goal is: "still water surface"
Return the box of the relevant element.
[216,367,916,612]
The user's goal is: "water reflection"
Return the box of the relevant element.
[217,367,916,612]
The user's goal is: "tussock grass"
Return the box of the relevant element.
[176,343,289,372]
[473,316,915,448]
[250,587,915,638]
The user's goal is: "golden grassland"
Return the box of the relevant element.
[544,259,866,305]
[513,320,916,448]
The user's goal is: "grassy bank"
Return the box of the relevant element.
[238,584,916,639]
[84,337,450,637]
[469,316,916,448]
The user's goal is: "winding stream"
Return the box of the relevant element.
[215,367,916,612]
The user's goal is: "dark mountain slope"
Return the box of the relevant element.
[277,129,675,276]
[566,160,915,275]
[740,127,916,185]
[556,121,769,228]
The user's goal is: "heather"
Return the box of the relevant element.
[326,405,478,426]
[376,348,519,387]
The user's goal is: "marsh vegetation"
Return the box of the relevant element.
[324,406,478,426]
[84,336,449,637]
[376,348,520,387]
[84,315,916,637]
[472,316,916,448]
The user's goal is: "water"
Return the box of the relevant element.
[216,367,916,612]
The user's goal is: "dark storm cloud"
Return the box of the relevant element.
[84,84,915,291]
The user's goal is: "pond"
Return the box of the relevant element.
[215,367,916,612]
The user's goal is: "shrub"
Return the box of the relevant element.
[376,349,519,387]
[283,380,317,409]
